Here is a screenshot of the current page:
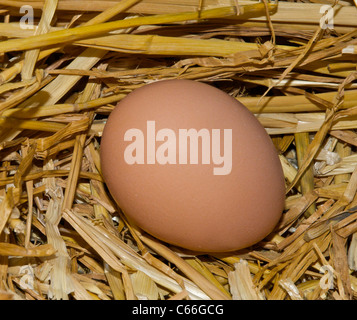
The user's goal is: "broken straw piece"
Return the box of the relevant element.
[342,45,356,54]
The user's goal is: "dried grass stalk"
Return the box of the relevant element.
[0,242,55,257]
[2,1,355,28]
[21,0,58,81]
[295,132,316,217]
[138,233,231,300]
[76,33,261,56]
[0,6,237,54]
[62,209,210,299]
[43,160,74,300]
[228,260,264,300]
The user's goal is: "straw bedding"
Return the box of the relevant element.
[0,0,357,300]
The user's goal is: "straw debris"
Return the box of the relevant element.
[0,0,357,300]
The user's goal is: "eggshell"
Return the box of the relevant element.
[100,79,285,252]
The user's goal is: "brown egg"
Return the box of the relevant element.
[100,79,285,252]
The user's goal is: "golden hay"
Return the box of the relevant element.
[0,0,357,300]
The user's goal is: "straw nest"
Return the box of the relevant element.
[0,0,357,301]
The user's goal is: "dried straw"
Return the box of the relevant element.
[1,0,357,300]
